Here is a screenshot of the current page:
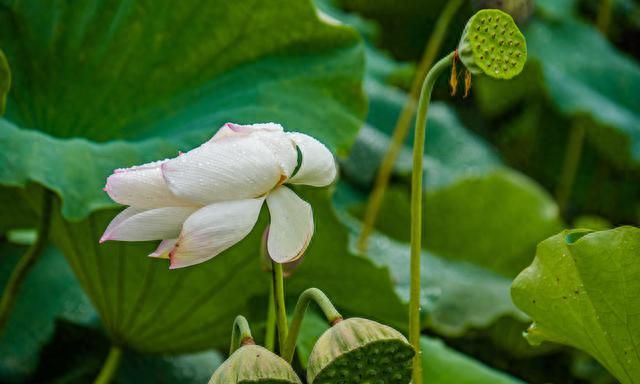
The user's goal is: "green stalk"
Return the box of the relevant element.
[0,190,53,336]
[272,261,288,354]
[597,0,613,35]
[281,288,342,363]
[264,281,276,352]
[93,346,122,384]
[229,315,254,355]
[410,51,455,384]
[357,0,466,254]
[555,122,586,217]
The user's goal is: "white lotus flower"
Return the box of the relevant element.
[100,123,336,269]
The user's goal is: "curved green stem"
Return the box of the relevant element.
[264,281,276,352]
[410,51,455,384]
[0,190,53,336]
[230,315,254,355]
[555,122,585,217]
[93,345,122,384]
[357,0,466,254]
[281,288,342,363]
[272,261,288,354]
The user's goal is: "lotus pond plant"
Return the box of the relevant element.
[401,9,527,382]
[96,8,527,384]
[3,1,638,383]
[99,121,414,382]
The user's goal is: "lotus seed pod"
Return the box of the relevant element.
[472,0,535,23]
[307,318,414,384]
[457,9,527,79]
[209,344,302,384]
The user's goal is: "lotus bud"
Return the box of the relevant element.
[307,317,414,383]
[209,344,302,384]
[457,9,527,79]
[209,315,301,384]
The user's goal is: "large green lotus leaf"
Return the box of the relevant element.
[473,58,640,225]
[512,227,640,384]
[336,0,470,60]
[342,93,500,189]
[50,188,406,353]
[535,0,578,18]
[419,337,524,383]
[0,185,39,235]
[334,190,528,338]
[0,0,366,220]
[524,15,640,167]
[50,207,264,354]
[295,311,523,383]
[363,230,527,336]
[288,191,407,331]
[491,101,640,224]
[31,319,223,383]
[115,350,223,384]
[0,243,95,383]
[367,170,563,277]
[316,0,417,89]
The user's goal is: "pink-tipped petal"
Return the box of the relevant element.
[149,238,177,259]
[265,186,314,263]
[286,133,337,187]
[169,198,265,269]
[210,123,297,177]
[100,206,198,242]
[105,160,194,209]
[161,134,293,205]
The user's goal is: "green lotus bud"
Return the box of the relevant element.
[307,317,414,384]
[209,344,302,384]
[209,315,301,384]
[457,9,527,79]
[472,0,535,23]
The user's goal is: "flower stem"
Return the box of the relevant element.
[281,288,342,363]
[230,315,254,355]
[357,0,465,254]
[264,281,276,352]
[555,122,585,217]
[410,51,455,384]
[0,190,53,336]
[93,345,122,384]
[272,261,288,354]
